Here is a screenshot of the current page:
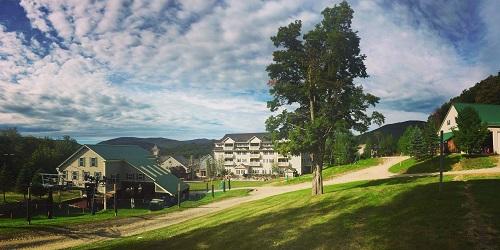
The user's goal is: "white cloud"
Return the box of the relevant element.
[1,0,498,142]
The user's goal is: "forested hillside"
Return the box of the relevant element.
[0,128,80,195]
[429,73,500,124]
[357,121,426,144]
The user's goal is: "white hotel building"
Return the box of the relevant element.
[214,133,311,176]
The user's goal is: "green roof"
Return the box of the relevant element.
[453,103,500,126]
[442,132,454,142]
[85,145,188,194]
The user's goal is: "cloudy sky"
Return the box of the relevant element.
[0,0,498,143]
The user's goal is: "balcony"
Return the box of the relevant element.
[250,153,260,158]
[224,161,235,166]
[249,161,261,167]
[278,161,289,167]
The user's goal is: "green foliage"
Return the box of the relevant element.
[30,169,47,198]
[398,126,416,155]
[453,107,490,154]
[423,119,439,157]
[330,129,358,165]
[15,166,33,196]
[412,128,427,161]
[265,1,383,184]
[0,128,80,194]
[429,73,500,124]
[362,138,374,159]
[0,164,12,201]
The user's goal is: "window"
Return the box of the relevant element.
[94,172,101,179]
[72,171,79,180]
[79,157,85,167]
[91,157,97,167]
[447,120,450,125]
[137,173,144,181]
[62,171,67,179]
[83,171,90,180]
[127,173,134,180]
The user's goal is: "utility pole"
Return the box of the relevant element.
[439,130,444,193]
[91,181,96,215]
[27,184,31,225]
[211,178,214,198]
[177,179,181,208]
[114,179,118,217]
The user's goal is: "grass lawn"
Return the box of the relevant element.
[78,175,500,249]
[273,157,382,186]
[0,189,251,236]
[389,154,498,174]
[0,190,81,205]
[186,180,273,191]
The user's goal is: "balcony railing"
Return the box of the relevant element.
[249,162,261,167]
[224,161,234,166]
[278,162,289,167]
[250,154,260,158]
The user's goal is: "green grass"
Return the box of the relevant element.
[0,190,81,205]
[273,158,382,186]
[389,154,498,174]
[0,189,251,236]
[186,180,273,190]
[78,175,500,249]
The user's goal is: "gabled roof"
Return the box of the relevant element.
[453,103,500,126]
[167,155,189,166]
[59,144,188,194]
[218,132,271,143]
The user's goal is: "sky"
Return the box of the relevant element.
[0,0,499,144]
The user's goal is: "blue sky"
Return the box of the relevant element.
[0,0,498,144]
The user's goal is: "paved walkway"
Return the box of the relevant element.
[3,156,500,249]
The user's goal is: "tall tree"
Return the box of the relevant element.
[31,169,47,198]
[423,119,439,157]
[332,129,358,165]
[16,165,33,199]
[0,164,12,202]
[266,1,383,195]
[398,126,416,155]
[411,128,426,160]
[453,107,490,155]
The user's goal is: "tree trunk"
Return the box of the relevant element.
[311,162,323,195]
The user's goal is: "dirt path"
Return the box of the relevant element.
[0,156,462,250]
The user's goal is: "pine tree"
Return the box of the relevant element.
[31,169,46,198]
[453,107,490,154]
[423,120,439,157]
[16,165,33,199]
[0,164,11,202]
[412,128,427,160]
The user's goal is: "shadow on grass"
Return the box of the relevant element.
[95,178,500,249]
[405,155,460,174]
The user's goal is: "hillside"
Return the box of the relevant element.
[98,137,215,157]
[357,120,426,144]
[430,73,500,124]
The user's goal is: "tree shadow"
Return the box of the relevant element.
[101,179,500,249]
[405,155,460,174]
